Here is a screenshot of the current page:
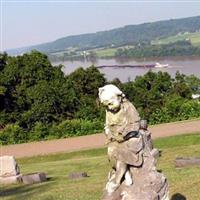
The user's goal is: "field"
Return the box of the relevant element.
[152,32,200,46]
[50,32,200,60]
[1,133,200,200]
[95,48,117,58]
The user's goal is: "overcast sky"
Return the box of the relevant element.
[1,0,200,51]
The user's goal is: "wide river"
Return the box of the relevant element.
[53,56,200,82]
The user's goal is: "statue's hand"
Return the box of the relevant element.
[104,126,110,135]
[105,137,112,145]
[115,134,124,143]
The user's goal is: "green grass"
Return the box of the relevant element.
[1,133,200,200]
[95,48,117,58]
[152,32,200,46]
[94,45,135,58]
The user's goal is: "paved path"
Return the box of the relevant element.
[1,119,200,158]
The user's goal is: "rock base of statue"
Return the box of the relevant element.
[102,153,168,200]
[102,130,169,200]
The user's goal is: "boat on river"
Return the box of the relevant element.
[97,62,169,69]
[154,62,169,68]
[97,64,155,69]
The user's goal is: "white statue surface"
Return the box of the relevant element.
[99,84,169,200]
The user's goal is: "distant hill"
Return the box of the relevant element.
[7,15,200,55]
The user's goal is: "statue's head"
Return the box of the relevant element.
[98,84,125,112]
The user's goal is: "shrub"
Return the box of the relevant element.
[49,119,103,139]
[0,124,27,145]
[29,122,49,141]
[179,100,200,120]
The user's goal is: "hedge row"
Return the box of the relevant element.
[0,119,104,145]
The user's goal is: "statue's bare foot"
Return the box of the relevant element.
[106,181,119,194]
[124,170,133,186]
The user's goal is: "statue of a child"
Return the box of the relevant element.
[99,84,143,193]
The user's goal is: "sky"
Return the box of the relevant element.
[1,0,200,51]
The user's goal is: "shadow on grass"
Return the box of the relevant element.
[171,193,187,200]
[0,177,55,199]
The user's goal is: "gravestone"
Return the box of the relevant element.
[0,156,22,184]
[0,156,47,185]
[175,157,200,168]
[68,172,88,179]
[22,172,47,184]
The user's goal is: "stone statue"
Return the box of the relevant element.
[99,84,169,200]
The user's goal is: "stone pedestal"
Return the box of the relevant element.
[102,155,169,200]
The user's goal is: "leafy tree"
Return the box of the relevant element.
[67,66,106,120]
[173,71,192,98]
[115,41,200,58]
[1,51,200,144]
[125,71,172,120]
[0,51,78,129]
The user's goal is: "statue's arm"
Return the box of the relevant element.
[117,104,140,138]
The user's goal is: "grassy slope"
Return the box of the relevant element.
[95,45,135,58]
[1,133,200,200]
[152,32,200,46]
[50,48,117,59]
[51,32,200,58]
[95,48,117,58]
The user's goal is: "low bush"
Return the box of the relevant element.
[0,119,104,144]
[0,124,27,145]
[48,119,103,139]
[149,99,200,124]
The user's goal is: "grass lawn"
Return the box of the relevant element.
[1,133,200,200]
[95,48,117,58]
[152,32,200,46]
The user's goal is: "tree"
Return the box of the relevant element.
[67,66,106,120]
[173,71,192,98]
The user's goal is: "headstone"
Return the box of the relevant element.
[0,156,22,184]
[0,156,20,177]
[22,172,47,184]
[175,157,200,168]
[68,172,88,179]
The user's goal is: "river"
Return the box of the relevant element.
[52,56,200,82]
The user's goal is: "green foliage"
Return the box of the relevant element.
[29,122,49,141]
[173,71,192,98]
[152,32,200,46]
[123,71,172,120]
[0,51,200,145]
[0,52,107,144]
[68,66,105,96]
[121,71,200,124]
[185,74,200,93]
[49,119,103,139]
[115,41,200,58]
[150,97,200,124]
[67,66,106,120]
[0,124,27,145]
